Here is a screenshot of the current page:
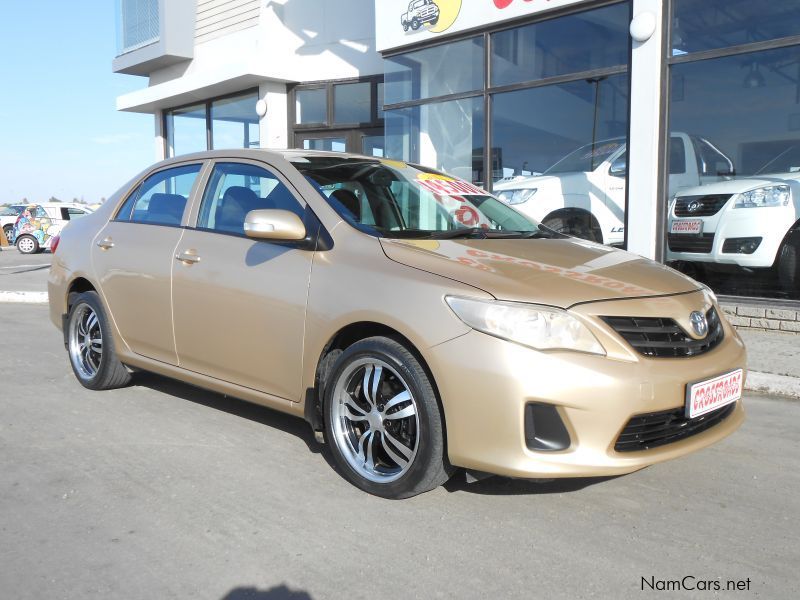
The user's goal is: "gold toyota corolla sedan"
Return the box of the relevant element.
[48,150,746,498]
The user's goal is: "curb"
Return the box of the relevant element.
[0,291,49,304]
[745,371,800,400]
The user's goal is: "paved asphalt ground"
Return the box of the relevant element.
[1,302,799,599]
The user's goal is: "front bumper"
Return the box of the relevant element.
[426,291,746,478]
[667,204,794,268]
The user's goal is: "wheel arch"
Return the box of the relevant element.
[542,207,604,244]
[67,277,98,308]
[306,321,448,449]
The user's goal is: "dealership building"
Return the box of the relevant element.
[114,0,800,319]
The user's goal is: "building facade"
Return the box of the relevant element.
[115,0,800,312]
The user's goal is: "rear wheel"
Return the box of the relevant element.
[323,337,451,499]
[16,234,39,254]
[542,209,604,244]
[67,291,132,390]
[411,17,421,30]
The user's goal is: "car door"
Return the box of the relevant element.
[171,160,315,401]
[92,163,204,365]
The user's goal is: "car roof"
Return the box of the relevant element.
[150,148,385,169]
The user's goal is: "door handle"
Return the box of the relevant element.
[96,237,114,250]
[175,250,201,265]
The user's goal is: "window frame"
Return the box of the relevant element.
[289,75,385,133]
[163,88,260,158]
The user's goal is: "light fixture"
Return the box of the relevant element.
[255,99,268,117]
[743,62,766,89]
[629,11,656,43]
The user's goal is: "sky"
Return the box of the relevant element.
[0,2,155,204]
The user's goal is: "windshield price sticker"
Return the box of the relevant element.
[417,177,487,197]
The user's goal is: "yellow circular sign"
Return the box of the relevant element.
[428,0,462,33]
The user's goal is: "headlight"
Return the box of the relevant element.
[496,188,537,205]
[445,296,605,355]
[733,185,790,208]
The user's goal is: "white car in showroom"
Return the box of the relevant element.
[494,133,733,246]
[667,145,800,294]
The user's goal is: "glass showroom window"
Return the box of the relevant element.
[295,88,327,125]
[666,0,800,301]
[211,92,259,150]
[384,36,484,104]
[166,103,207,157]
[165,90,259,157]
[386,98,485,185]
[383,2,632,243]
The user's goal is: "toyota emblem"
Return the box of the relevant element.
[689,311,708,337]
[687,200,702,213]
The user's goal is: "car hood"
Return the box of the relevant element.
[494,173,584,191]
[676,173,800,197]
[380,238,700,308]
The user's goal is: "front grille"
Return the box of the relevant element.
[668,233,715,253]
[615,403,736,452]
[674,194,732,217]
[602,307,724,358]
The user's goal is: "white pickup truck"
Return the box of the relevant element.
[494,132,734,246]
[667,145,800,292]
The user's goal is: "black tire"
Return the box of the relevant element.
[542,209,604,244]
[16,234,39,254]
[411,17,421,30]
[430,16,439,26]
[67,291,132,390]
[323,336,451,499]
[403,21,410,32]
[777,231,800,296]
[3,224,13,244]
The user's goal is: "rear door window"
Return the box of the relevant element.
[116,164,202,226]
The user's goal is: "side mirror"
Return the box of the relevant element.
[609,158,627,177]
[244,209,306,241]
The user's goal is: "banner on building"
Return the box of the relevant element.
[376,0,593,51]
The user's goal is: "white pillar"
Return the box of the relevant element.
[259,82,288,149]
[154,109,168,160]
[626,0,666,260]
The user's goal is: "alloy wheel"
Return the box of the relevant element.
[330,358,419,483]
[68,304,103,380]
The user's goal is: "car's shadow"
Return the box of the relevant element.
[443,472,619,496]
[132,372,330,464]
[132,371,619,497]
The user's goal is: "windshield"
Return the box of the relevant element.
[756,145,800,175]
[544,138,625,175]
[292,156,555,240]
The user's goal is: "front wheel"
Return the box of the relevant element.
[323,337,451,499]
[16,234,39,254]
[3,224,13,244]
[777,231,800,296]
[67,291,132,390]
[411,17,421,30]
